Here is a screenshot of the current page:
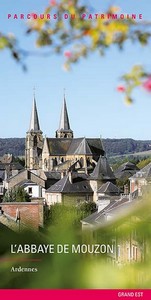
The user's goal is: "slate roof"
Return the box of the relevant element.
[17,179,38,188]
[115,162,139,180]
[82,197,131,226]
[29,97,41,132]
[46,137,104,157]
[0,154,24,171]
[0,170,5,180]
[130,162,151,179]
[97,182,120,196]
[74,138,92,155]
[58,96,72,131]
[90,156,115,180]
[0,162,24,171]
[85,138,105,157]
[44,171,61,180]
[46,174,93,194]
[66,138,83,154]
[47,138,72,155]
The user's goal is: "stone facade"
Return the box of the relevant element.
[25,96,104,173]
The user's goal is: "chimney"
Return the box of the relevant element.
[68,171,72,184]
[124,184,129,195]
[61,171,66,179]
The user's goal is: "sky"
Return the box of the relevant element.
[0,0,151,140]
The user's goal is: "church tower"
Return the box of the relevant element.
[25,95,43,169]
[56,95,73,138]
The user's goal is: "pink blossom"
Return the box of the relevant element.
[117,85,126,92]
[49,0,56,6]
[143,77,151,92]
[64,51,72,58]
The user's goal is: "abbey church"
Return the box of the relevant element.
[25,95,105,174]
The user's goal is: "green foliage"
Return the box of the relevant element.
[77,201,96,214]
[3,187,31,202]
[137,157,151,169]
[103,138,151,157]
[0,2,151,102]
[46,201,96,229]
[14,156,25,167]
[1,137,151,158]
[0,138,25,156]
[0,195,151,288]
[116,178,130,191]
[119,65,151,104]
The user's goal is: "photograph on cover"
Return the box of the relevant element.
[0,0,151,291]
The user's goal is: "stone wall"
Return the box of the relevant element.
[7,170,45,189]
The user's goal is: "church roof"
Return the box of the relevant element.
[46,173,93,194]
[47,138,72,155]
[46,138,104,157]
[58,96,71,131]
[90,156,115,180]
[29,97,41,132]
[74,138,92,155]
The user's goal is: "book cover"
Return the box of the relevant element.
[0,1,151,299]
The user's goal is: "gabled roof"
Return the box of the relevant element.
[17,179,40,188]
[82,197,131,226]
[130,162,151,179]
[47,138,72,155]
[44,171,61,180]
[115,162,139,179]
[90,156,115,180]
[0,162,24,171]
[74,138,92,155]
[46,174,93,194]
[29,97,41,132]
[45,137,104,157]
[97,181,120,196]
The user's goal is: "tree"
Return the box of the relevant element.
[0,1,151,103]
[137,157,151,169]
[3,187,31,202]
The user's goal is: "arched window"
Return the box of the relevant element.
[54,157,58,166]
[44,158,47,168]
[33,135,37,147]
[80,157,84,167]
[87,157,90,166]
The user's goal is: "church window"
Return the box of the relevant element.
[87,157,90,166]
[44,159,47,168]
[80,157,84,167]
[33,135,37,147]
[54,157,58,166]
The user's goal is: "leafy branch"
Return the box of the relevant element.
[1,0,151,102]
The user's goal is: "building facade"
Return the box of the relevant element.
[25,94,105,174]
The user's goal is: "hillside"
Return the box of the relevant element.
[0,138,151,158]
[103,138,151,157]
[0,138,25,157]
